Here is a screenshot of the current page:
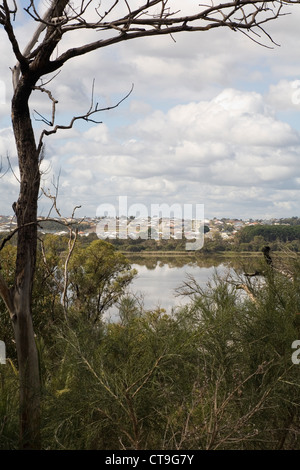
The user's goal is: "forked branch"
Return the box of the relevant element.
[36,82,134,154]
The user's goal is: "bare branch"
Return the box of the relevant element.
[62,223,78,320]
[37,83,134,154]
[7,154,20,183]
[0,219,42,253]
[33,85,58,127]
[2,0,27,71]
[3,0,297,88]
[41,173,62,219]
[39,236,61,289]
[5,1,283,75]
[0,155,9,179]
[235,282,259,304]
[0,226,18,252]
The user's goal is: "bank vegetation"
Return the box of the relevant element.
[0,235,299,449]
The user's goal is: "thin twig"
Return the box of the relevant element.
[37,83,134,154]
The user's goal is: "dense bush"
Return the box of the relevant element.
[0,237,299,449]
[238,225,300,244]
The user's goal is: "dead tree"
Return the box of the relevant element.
[0,0,299,450]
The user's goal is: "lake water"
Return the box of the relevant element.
[128,262,229,310]
[106,256,237,320]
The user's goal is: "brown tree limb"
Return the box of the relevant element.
[36,82,134,154]
[61,221,79,321]
[33,86,58,126]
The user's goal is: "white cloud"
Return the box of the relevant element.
[2,3,300,219]
[266,79,300,111]
[0,128,16,156]
[30,87,300,219]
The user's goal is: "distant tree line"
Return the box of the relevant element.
[277,217,300,226]
[238,225,300,243]
[2,222,300,255]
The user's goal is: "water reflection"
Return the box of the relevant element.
[127,262,230,312]
[121,255,242,315]
[106,254,261,320]
[125,254,232,271]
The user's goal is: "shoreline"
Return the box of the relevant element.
[121,251,264,257]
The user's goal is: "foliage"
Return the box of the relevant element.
[42,259,300,449]
[0,245,17,361]
[0,237,299,449]
[0,363,19,449]
[238,225,300,244]
[67,239,137,323]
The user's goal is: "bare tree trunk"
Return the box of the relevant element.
[13,297,41,450]
[11,76,41,450]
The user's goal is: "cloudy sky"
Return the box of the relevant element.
[1,1,300,220]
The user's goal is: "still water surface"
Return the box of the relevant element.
[128,262,229,311]
[106,256,238,320]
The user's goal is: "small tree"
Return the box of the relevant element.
[67,239,137,322]
[0,0,299,450]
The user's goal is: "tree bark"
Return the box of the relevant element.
[11,75,41,450]
[3,1,73,449]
